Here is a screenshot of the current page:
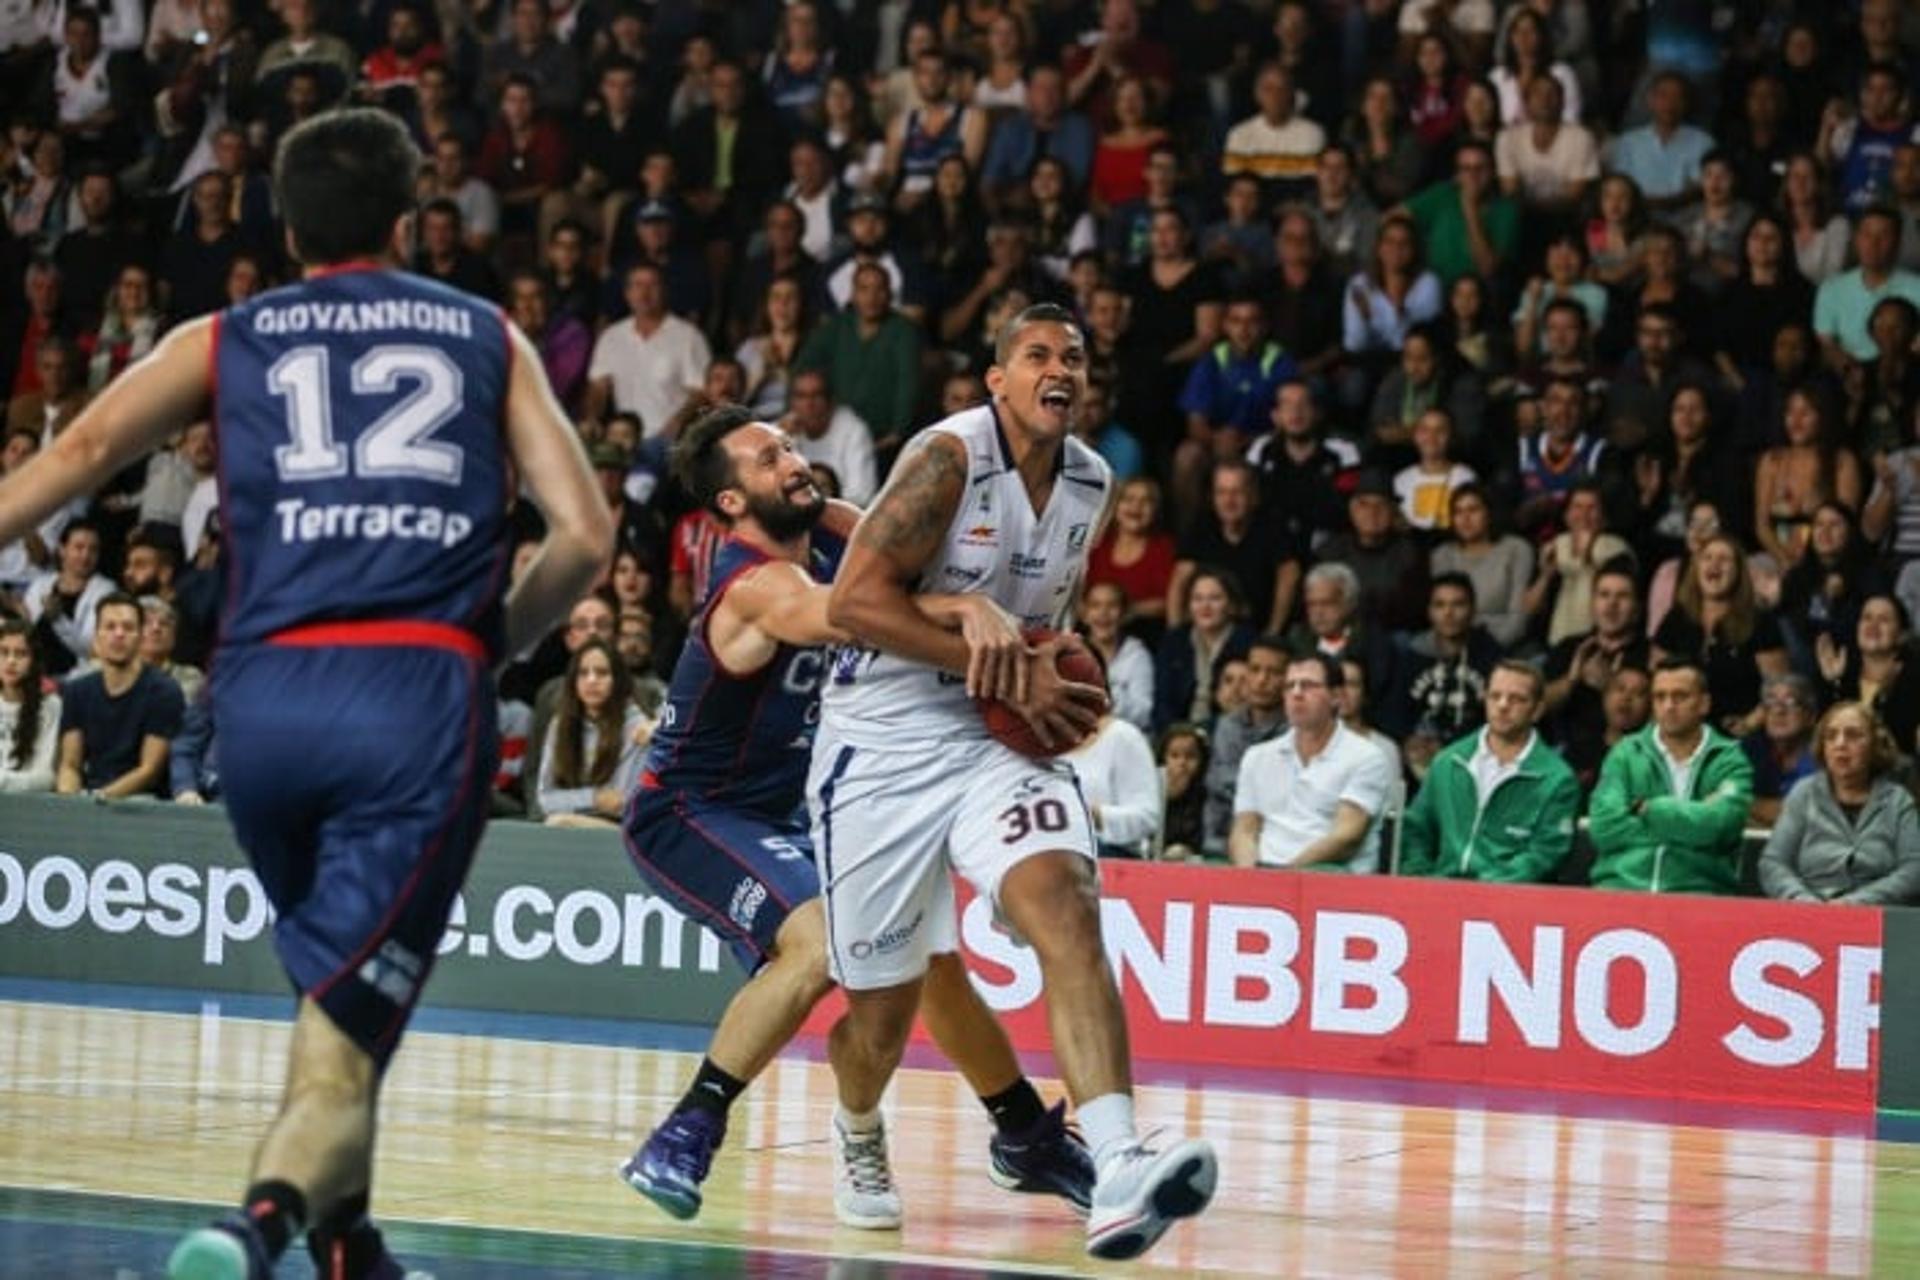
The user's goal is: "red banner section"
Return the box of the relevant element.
[805,864,1885,1112]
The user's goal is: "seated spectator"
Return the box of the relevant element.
[981,64,1095,206]
[1394,407,1477,533]
[87,264,161,393]
[1402,140,1519,287]
[1152,566,1253,732]
[1430,485,1533,646]
[1088,475,1175,632]
[1399,661,1581,882]
[22,519,112,675]
[1823,61,1919,216]
[476,73,574,247]
[1527,483,1633,648]
[1495,74,1597,215]
[1121,206,1226,455]
[1814,594,1920,760]
[358,2,442,113]
[1342,76,1424,210]
[1342,214,1442,362]
[1157,723,1209,861]
[135,595,201,703]
[1779,501,1886,658]
[1221,62,1323,206]
[1303,144,1379,281]
[781,369,875,506]
[537,638,647,827]
[1079,580,1153,729]
[1543,563,1649,747]
[1781,152,1853,287]
[1246,379,1357,554]
[54,593,184,798]
[159,171,245,321]
[480,0,583,117]
[1513,234,1607,358]
[1713,214,1815,388]
[1674,151,1753,294]
[1062,691,1162,859]
[253,0,354,107]
[411,199,500,300]
[1588,657,1754,894]
[1368,329,1485,465]
[1744,673,1819,827]
[1197,174,1272,291]
[1202,635,1287,856]
[587,263,713,439]
[1814,208,1920,370]
[507,272,589,414]
[1645,498,1727,637]
[1634,387,1749,573]
[418,136,499,255]
[797,261,923,451]
[737,274,810,419]
[1753,385,1862,570]
[1070,375,1145,483]
[1229,653,1392,871]
[1175,296,1296,517]
[169,696,218,804]
[1761,701,1920,905]
[1600,298,1715,452]
[614,607,668,710]
[1513,380,1608,541]
[1397,573,1503,776]
[1653,533,1790,737]
[0,617,58,791]
[43,6,140,171]
[1337,654,1402,784]
[1028,157,1100,284]
[1847,297,1920,457]
[1606,71,1713,211]
[1564,663,1651,792]
[1284,560,1397,712]
[8,334,87,443]
[1317,470,1427,634]
[0,429,83,601]
[54,169,141,337]
[1169,459,1295,635]
[1248,212,1344,388]
[881,49,989,215]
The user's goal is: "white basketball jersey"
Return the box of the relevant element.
[822,403,1112,747]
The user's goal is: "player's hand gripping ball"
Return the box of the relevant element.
[976,628,1108,758]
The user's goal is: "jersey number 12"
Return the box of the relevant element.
[268,344,466,486]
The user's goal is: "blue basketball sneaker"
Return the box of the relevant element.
[622,1108,727,1220]
[166,1216,272,1280]
[987,1100,1096,1215]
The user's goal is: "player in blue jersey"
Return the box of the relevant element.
[618,404,1093,1226]
[0,108,613,1280]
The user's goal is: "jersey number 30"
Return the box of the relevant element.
[268,344,465,485]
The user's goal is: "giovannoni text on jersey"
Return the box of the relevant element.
[250,299,476,338]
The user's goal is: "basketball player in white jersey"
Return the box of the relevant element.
[808,303,1217,1261]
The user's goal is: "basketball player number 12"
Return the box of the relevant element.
[267,344,467,485]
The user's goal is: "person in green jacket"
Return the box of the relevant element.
[1588,656,1755,894]
[1400,660,1581,882]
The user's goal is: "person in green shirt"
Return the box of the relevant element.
[1401,140,1520,286]
[797,261,925,453]
[1400,660,1581,882]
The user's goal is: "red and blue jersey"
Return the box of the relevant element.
[643,530,845,819]
[211,266,514,659]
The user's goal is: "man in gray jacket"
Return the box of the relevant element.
[1204,635,1288,855]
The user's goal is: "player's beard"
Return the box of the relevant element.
[745,483,825,542]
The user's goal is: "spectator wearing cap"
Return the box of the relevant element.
[797,259,923,451]
[981,64,1095,208]
[824,189,928,319]
[1222,62,1324,207]
[1318,468,1428,637]
[1744,672,1819,827]
[1401,140,1520,287]
[412,198,501,300]
[782,368,875,504]
[1229,652,1392,871]
[1589,657,1754,895]
[586,261,713,439]
[1400,661,1581,883]
[254,0,355,108]
[1606,72,1714,212]
[607,197,710,323]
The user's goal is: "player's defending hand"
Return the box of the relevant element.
[1013,635,1108,750]
[952,594,1029,701]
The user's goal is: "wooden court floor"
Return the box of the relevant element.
[3,997,1919,1278]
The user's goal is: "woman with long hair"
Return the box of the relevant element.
[1816,594,1920,756]
[1584,172,1646,289]
[1079,580,1155,729]
[1489,7,1581,126]
[1634,384,1745,570]
[821,72,886,192]
[1778,151,1850,284]
[87,263,161,392]
[1088,475,1177,632]
[0,617,57,792]
[1438,273,1513,383]
[1342,75,1423,207]
[1780,500,1887,656]
[912,153,989,308]
[970,10,1028,111]
[1645,499,1723,637]
[1157,723,1210,862]
[1089,74,1167,217]
[1343,213,1442,359]
[1761,701,1920,905]
[736,274,810,418]
[1152,568,1253,733]
[1712,213,1813,388]
[1404,32,1466,149]
[1755,384,1863,568]
[1430,484,1534,647]
[762,0,834,129]
[1653,534,1791,735]
[1513,232,1606,357]
[537,637,648,824]
[1028,155,1096,282]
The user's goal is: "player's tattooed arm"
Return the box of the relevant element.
[829,433,985,683]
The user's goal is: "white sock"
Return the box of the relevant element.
[1076,1093,1136,1169]
[836,1104,883,1135]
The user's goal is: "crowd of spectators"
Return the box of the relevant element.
[4,0,1920,905]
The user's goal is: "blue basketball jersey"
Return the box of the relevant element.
[211,267,514,656]
[644,530,845,817]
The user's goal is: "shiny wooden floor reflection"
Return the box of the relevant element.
[2,998,1916,1277]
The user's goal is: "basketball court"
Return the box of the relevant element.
[3,979,1914,1278]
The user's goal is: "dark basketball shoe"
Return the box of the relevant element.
[622,1108,727,1220]
[987,1100,1096,1215]
[307,1221,434,1279]
[166,1216,272,1280]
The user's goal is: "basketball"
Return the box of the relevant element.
[976,628,1107,758]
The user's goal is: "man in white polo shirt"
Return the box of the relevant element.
[1228,650,1392,870]
[585,260,712,438]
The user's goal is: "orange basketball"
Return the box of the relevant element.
[975,628,1107,758]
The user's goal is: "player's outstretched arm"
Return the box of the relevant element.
[818,497,862,541]
[725,561,850,650]
[827,432,980,678]
[500,324,616,657]
[0,320,213,548]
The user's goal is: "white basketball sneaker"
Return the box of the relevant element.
[1085,1135,1218,1260]
[833,1110,904,1229]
